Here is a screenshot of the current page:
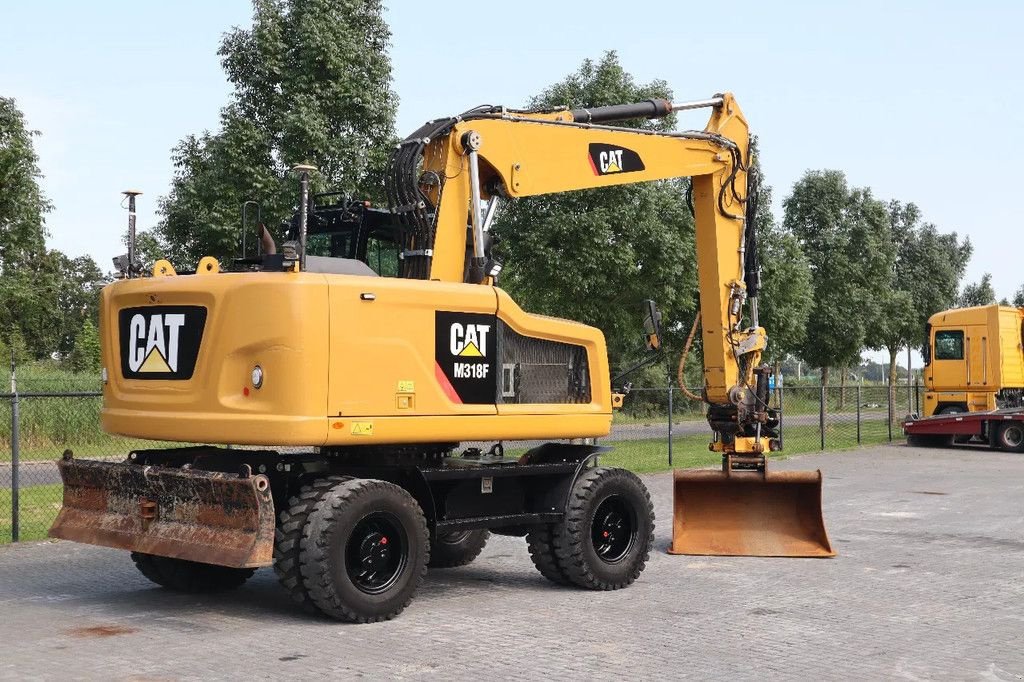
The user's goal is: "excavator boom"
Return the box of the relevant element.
[393,93,832,557]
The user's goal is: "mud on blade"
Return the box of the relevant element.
[49,457,275,568]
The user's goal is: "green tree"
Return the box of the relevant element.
[0,96,49,271]
[1012,284,1024,307]
[492,52,695,371]
[958,273,996,307]
[751,141,812,380]
[156,0,398,268]
[783,170,895,388]
[70,318,101,373]
[0,97,106,360]
[865,201,970,418]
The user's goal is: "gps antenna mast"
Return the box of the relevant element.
[122,190,143,278]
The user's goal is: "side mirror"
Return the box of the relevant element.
[642,300,663,352]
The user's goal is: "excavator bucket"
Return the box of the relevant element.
[669,468,834,557]
[49,456,276,568]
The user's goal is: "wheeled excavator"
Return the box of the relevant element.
[50,92,832,624]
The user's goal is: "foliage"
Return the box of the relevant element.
[1013,284,1024,307]
[783,170,894,384]
[156,0,398,269]
[70,319,101,373]
[958,273,997,307]
[0,97,50,271]
[492,52,695,367]
[753,140,812,366]
[0,97,106,361]
[862,200,969,415]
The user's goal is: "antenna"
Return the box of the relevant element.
[122,190,143,278]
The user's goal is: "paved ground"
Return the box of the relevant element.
[1,444,1022,680]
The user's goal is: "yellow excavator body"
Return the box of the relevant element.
[52,91,831,572]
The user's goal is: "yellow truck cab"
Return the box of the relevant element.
[923,304,1024,416]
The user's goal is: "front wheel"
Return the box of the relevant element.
[550,467,654,590]
[996,422,1024,453]
[299,478,428,623]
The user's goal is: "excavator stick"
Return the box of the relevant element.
[669,468,834,557]
[49,454,276,568]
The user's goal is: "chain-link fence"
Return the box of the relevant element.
[1,384,922,544]
[0,391,177,544]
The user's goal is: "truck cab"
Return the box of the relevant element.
[923,304,1024,416]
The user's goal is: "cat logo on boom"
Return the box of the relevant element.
[588,143,645,176]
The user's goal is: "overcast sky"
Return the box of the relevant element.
[2,1,1021,367]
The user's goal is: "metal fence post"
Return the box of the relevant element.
[777,386,784,450]
[10,354,19,543]
[667,385,673,467]
[856,384,862,445]
[819,385,826,451]
[887,380,893,442]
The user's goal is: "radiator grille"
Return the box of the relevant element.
[497,321,591,404]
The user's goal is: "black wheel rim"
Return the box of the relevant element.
[345,512,408,595]
[590,495,637,564]
[1004,425,1024,448]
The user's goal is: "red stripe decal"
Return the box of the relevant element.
[588,152,599,175]
[435,361,462,404]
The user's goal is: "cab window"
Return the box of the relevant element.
[934,330,964,360]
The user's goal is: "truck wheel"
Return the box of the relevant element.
[428,529,490,568]
[907,434,953,448]
[551,467,654,590]
[130,552,255,592]
[526,525,570,585]
[274,476,351,612]
[996,422,1024,453]
[300,479,428,623]
[937,406,971,443]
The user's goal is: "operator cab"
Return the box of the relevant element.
[298,193,402,277]
[234,192,403,277]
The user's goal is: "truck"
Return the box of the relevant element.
[904,303,1024,452]
[922,304,1024,416]
[49,92,831,624]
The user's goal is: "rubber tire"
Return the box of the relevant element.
[130,552,255,592]
[996,422,1024,453]
[299,479,429,623]
[274,475,351,612]
[551,467,654,590]
[526,524,570,585]
[907,434,954,448]
[937,405,972,444]
[428,529,490,568]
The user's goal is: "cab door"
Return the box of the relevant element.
[965,325,990,389]
[932,327,967,390]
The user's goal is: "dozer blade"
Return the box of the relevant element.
[669,468,834,557]
[49,457,275,568]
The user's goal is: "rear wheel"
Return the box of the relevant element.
[938,406,971,444]
[273,475,351,612]
[550,467,654,590]
[428,529,490,568]
[299,479,428,623]
[526,525,570,585]
[907,434,954,448]
[130,552,255,592]
[996,422,1024,453]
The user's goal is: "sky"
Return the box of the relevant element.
[2,0,1022,367]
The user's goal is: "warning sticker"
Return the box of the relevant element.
[350,421,374,436]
